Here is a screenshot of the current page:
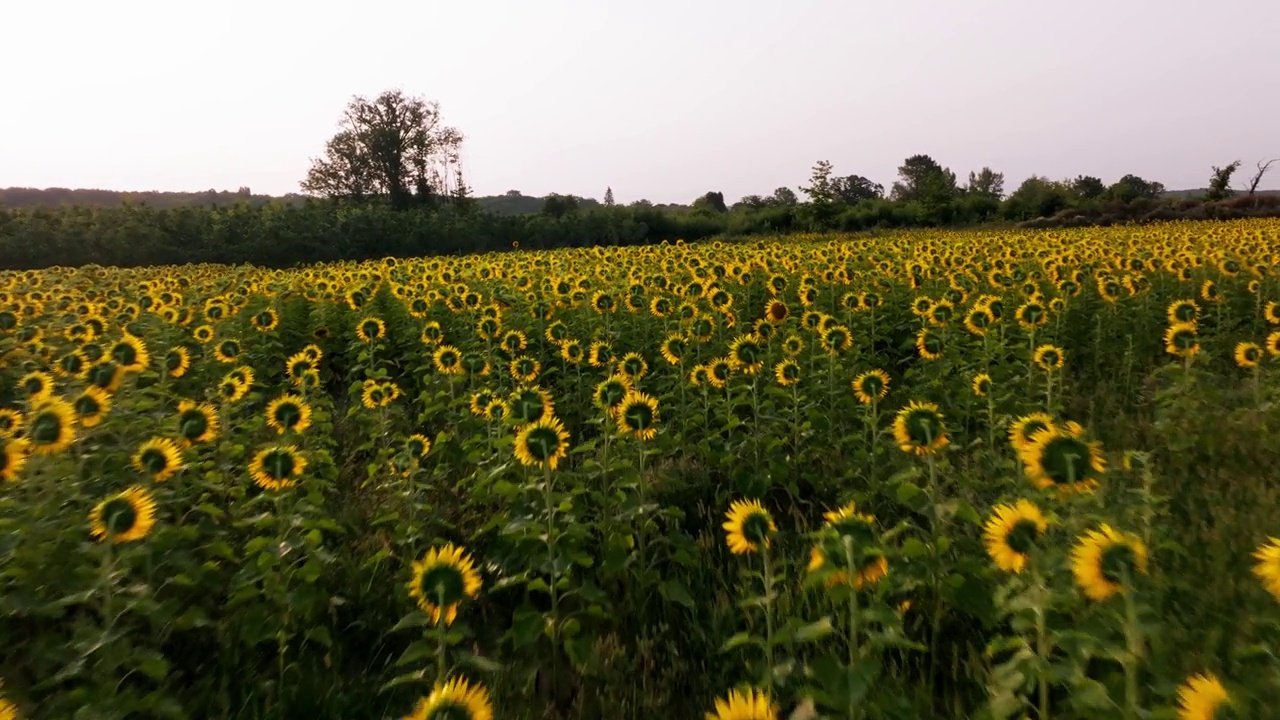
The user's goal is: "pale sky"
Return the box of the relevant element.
[2,0,1277,204]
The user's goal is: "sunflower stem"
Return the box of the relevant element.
[762,546,775,694]
[542,462,561,704]
[435,587,448,686]
[1035,578,1050,720]
[1121,573,1143,720]
[844,536,862,720]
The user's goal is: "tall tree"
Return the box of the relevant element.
[1070,175,1107,200]
[966,167,1005,199]
[830,175,884,203]
[1246,158,1277,196]
[542,194,579,218]
[692,191,728,214]
[604,187,615,206]
[301,90,464,210]
[1107,174,1165,203]
[890,154,957,204]
[771,187,799,206]
[1205,161,1241,201]
[801,160,836,204]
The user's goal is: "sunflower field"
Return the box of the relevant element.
[2,218,1280,720]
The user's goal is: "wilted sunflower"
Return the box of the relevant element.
[514,415,571,470]
[723,499,776,555]
[164,346,191,378]
[983,500,1048,573]
[0,408,22,436]
[177,400,220,445]
[89,485,157,543]
[892,401,949,456]
[403,676,493,720]
[1020,422,1105,493]
[971,373,992,397]
[1164,322,1200,358]
[808,502,888,589]
[432,345,463,375]
[1070,524,1148,601]
[1008,412,1056,451]
[213,339,241,364]
[615,391,659,441]
[132,437,185,482]
[852,369,890,405]
[18,370,55,402]
[1175,673,1230,720]
[1252,537,1280,601]
[26,397,77,454]
[72,386,113,427]
[266,394,312,435]
[1,437,29,482]
[774,359,800,387]
[249,445,306,491]
[705,688,777,720]
[407,543,482,627]
[1234,341,1263,369]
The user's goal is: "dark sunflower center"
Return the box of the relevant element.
[781,364,800,381]
[0,312,15,329]
[741,513,772,544]
[969,312,990,328]
[23,378,46,395]
[1099,543,1138,585]
[931,306,952,322]
[1040,351,1060,366]
[694,319,713,337]
[624,358,645,375]
[256,312,273,326]
[523,426,561,460]
[623,402,654,430]
[825,330,848,347]
[1175,305,1196,321]
[221,382,238,398]
[112,343,138,365]
[712,363,730,381]
[166,352,184,370]
[263,450,296,479]
[1245,347,1261,361]
[462,356,486,373]
[219,342,239,357]
[407,440,426,456]
[550,325,568,341]
[512,393,546,423]
[595,348,614,364]
[102,498,138,535]
[921,334,943,354]
[1006,520,1040,554]
[860,377,884,397]
[273,404,302,428]
[517,359,536,375]
[1172,330,1197,350]
[61,354,84,374]
[180,411,209,439]
[361,321,381,338]
[31,413,63,444]
[905,411,942,446]
[419,565,466,608]
[438,352,458,367]
[75,396,102,416]
[1039,436,1093,484]
[599,384,626,407]
[142,448,170,473]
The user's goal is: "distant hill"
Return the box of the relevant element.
[1161,188,1280,200]
[0,186,308,209]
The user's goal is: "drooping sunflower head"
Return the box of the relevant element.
[403,675,493,720]
[722,499,776,555]
[404,433,432,460]
[249,445,306,491]
[773,359,800,387]
[132,437,185,482]
[1174,673,1231,720]
[1164,322,1200,358]
[892,401,949,456]
[0,408,23,437]
[26,397,76,455]
[971,373,992,397]
[110,334,150,372]
[983,500,1048,574]
[177,400,220,445]
[915,328,943,361]
[72,386,112,428]
[18,370,55,402]
[266,394,312,435]
[213,338,241,364]
[0,437,30,482]
[1167,299,1200,325]
[89,485,157,544]
[704,687,777,720]
[1234,341,1263,369]
[852,370,890,406]
[821,324,852,354]
[432,345,463,375]
[513,415,571,470]
[1252,537,1280,602]
[164,346,191,378]
[357,316,386,343]
[1032,344,1065,371]
[1071,524,1148,601]
[614,391,659,441]
[1020,423,1105,493]
[808,502,887,589]
[1008,412,1056,451]
[407,544,483,626]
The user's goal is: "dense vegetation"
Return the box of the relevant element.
[1,220,1279,720]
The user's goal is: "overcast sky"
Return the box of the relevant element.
[2,0,1276,204]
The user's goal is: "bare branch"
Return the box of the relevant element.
[1247,158,1278,196]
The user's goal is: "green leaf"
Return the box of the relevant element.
[660,579,695,609]
[305,626,333,648]
[395,640,436,667]
[901,538,929,559]
[720,631,758,652]
[794,617,835,643]
[388,611,431,633]
[510,604,543,648]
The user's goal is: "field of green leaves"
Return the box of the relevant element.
[2,219,1280,720]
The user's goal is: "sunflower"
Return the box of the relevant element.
[588,341,614,368]
[723,499,775,555]
[111,334,150,372]
[483,399,510,422]
[852,370,890,405]
[176,400,220,445]
[615,391,659,441]
[781,333,804,357]
[1265,301,1280,325]
[0,408,22,437]
[468,390,496,417]
[132,437,185,482]
[1174,673,1230,720]
[72,386,112,427]
[659,333,687,366]
[509,386,554,424]
[89,485,157,543]
[87,361,124,393]
[1008,412,1056,451]
[508,355,541,384]
[559,339,584,364]
[0,696,17,720]
[983,500,1048,573]
[807,502,888,589]
[407,544,483,626]
[1164,322,1199,358]
[971,373,992,397]
[26,397,76,454]
[593,375,632,412]
[1070,524,1148,601]
[266,394,313,435]
[192,324,215,344]
[513,415,571,470]
[1252,537,1280,601]
[1167,299,1199,325]
[1020,422,1105,493]
[1032,344,1065,371]
[249,445,307,491]
[617,352,649,381]
[764,299,789,323]
[1234,341,1263,369]
[213,339,241,364]
[218,374,250,403]
[915,328,943,360]
[357,316,386,343]
[706,357,733,389]
[164,346,191,378]
[1200,279,1220,303]
[420,321,443,346]
[403,676,493,720]
[892,401,949,456]
[773,359,800,387]
[18,370,54,402]
[474,315,501,340]
[964,307,994,336]
[360,380,399,409]
[500,329,528,354]
[1,437,29,482]
[432,345,463,376]
[404,433,432,460]
[1268,331,1280,358]
[705,688,777,720]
